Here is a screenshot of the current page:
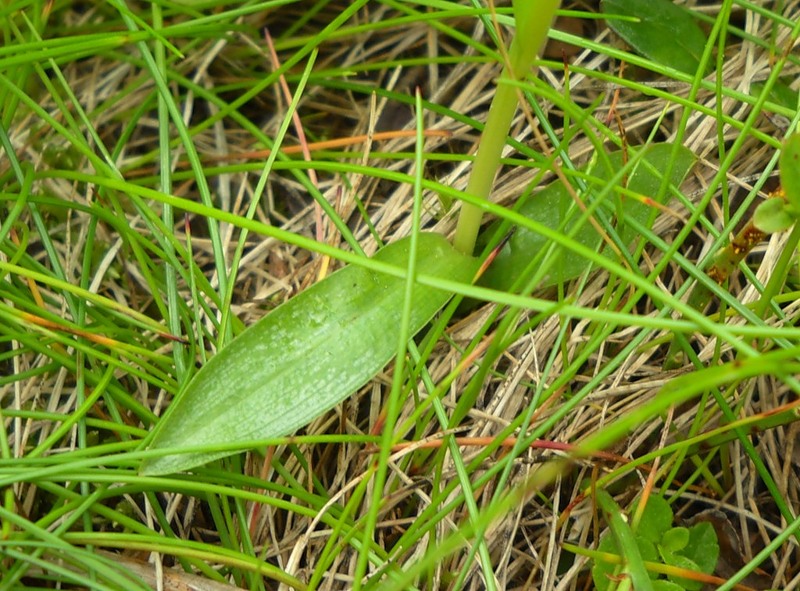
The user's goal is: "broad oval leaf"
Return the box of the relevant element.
[141,233,478,475]
[479,143,694,292]
[602,0,707,76]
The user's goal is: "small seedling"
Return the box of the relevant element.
[592,491,719,591]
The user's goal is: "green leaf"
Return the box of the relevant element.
[595,490,656,591]
[651,581,685,591]
[635,495,674,544]
[660,527,689,553]
[478,143,694,293]
[658,549,703,591]
[592,533,658,590]
[780,132,800,212]
[635,536,660,578]
[592,533,622,591]
[681,522,719,575]
[140,233,479,475]
[751,79,798,111]
[601,0,707,75]
[753,197,795,233]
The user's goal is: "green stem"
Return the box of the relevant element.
[452,0,561,255]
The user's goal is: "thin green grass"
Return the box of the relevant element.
[1,1,800,590]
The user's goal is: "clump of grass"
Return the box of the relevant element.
[2,1,800,590]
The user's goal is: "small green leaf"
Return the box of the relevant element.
[141,233,479,475]
[601,0,707,75]
[479,143,694,293]
[651,581,685,591]
[634,495,673,543]
[780,132,800,212]
[593,532,659,590]
[595,490,655,591]
[660,527,689,553]
[658,550,703,591]
[636,536,660,579]
[592,533,618,591]
[592,533,658,589]
[754,197,795,233]
[681,522,719,575]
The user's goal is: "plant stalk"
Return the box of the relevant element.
[453,0,561,254]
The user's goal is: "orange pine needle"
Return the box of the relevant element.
[125,129,452,178]
[204,129,452,162]
[21,312,120,348]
